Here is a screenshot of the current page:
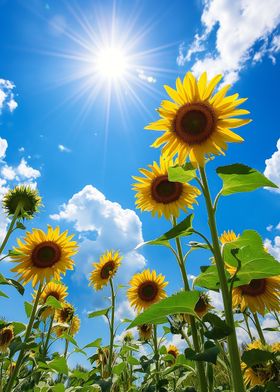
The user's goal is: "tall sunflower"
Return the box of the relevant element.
[232,276,280,315]
[55,302,75,324]
[133,156,200,219]
[145,72,251,167]
[10,226,77,286]
[127,269,168,312]
[37,281,68,319]
[53,315,80,337]
[137,324,153,341]
[89,250,122,291]
[219,230,239,245]
[0,325,14,353]
[167,344,179,360]
[194,293,213,318]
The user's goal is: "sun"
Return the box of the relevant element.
[95,46,128,80]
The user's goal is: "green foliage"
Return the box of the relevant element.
[88,307,111,318]
[185,341,220,364]
[168,163,197,183]
[202,313,232,340]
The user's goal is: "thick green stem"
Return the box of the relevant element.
[243,313,254,342]
[172,217,208,392]
[253,313,266,345]
[199,166,245,392]
[108,279,115,375]
[153,325,160,391]
[0,203,22,256]
[42,314,55,358]
[5,282,43,392]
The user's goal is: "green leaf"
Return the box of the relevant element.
[48,357,68,375]
[52,384,65,392]
[223,230,280,286]
[0,289,9,298]
[168,163,197,184]
[194,265,228,291]
[203,313,232,340]
[16,221,26,230]
[128,291,200,328]
[127,356,140,365]
[241,349,274,367]
[137,214,194,248]
[88,307,111,319]
[45,295,63,309]
[60,333,78,347]
[12,322,26,335]
[0,275,25,296]
[185,341,220,364]
[112,362,126,375]
[84,338,102,349]
[216,163,277,195]
[24,301,33,318]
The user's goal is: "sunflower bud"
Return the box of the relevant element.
[2,185,42,220]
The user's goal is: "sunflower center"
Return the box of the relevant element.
[32,241,61,268]
[168,350,177,358]
[240,279,266,296]
[140,324,149,332]
[46,291,60,301]
[138,281,159,302]
[195,297,207,314]
[174,103,216,145]
[100,261,115,279]
[60,306,74,322]
[151,175,183,204]
[0,329,13,345]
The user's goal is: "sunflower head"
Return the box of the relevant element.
[194,293,212,318]
[2,185,42,220]
[127,269,168,312]
[133,156,200,219]
[146,71,251,167]
[53,315,80,337]
[219,230,239,245]
[137,324,153,341]
[123,331,133,344]
[89,250,122,291]
[10,226,77,286]
[232,276,280,315]
[166,344,179,365]
[0,325,14,353]
[36,282,68,319]
[55,302,75,324]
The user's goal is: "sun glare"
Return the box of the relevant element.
[95,46,128,80]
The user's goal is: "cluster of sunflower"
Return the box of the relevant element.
[0,70,279,392]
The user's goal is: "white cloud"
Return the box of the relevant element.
[137,69,156,84]
[17,158,41,179]
[0,138,8,159]
[50,185,146,281]
[0,79,18,113]
[1,165,16,181]
[266,224,274,232]
[264,138,280,192]
[264,236,280,261]
[18,147,25,152]
[115,299,137,322]
[58,144,71,153]
[178,0,280,84]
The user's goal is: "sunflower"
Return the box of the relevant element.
[10,226,77,286]
[127,269,168,312]
[194,293,213,318]
[0,326,14,353]
[167,344,179,359]
[123,331,134,344]
[53,315,80,337]
[133,156,200,219]
[232,276,280,316]
[36,281,68,319]
[145,71,251,167]
[242,340,277,386]
[219,230,239,245]
[137,324,153,341]
[89,250,122,291]
[2,185,42,220]
[55,302,75,324]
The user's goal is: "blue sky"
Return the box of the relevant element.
[0,0,280,366]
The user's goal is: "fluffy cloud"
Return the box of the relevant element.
[264,138,280,192]
[50,185,146,281]
[0,79,18,113]
[0,138,8,159]
[1,158,41,182]
[264,236,280,261]
[177,0,280,84]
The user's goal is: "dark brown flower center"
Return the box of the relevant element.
[100,261,115,279]
[195,296,207,314]
[138,281,159,302]
[174,103,216,145]
[32,241,61,268]
[151,175,183,204]
[140,324,150,332]
[60,306,74,322]
[168,349,177,358]
[46,291,60,301]
[0,329,13,345]
[240,279,266,296]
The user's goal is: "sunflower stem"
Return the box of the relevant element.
[153,324,160,391]
[108,278,115,376]
[42,314,55,358]
[172,216,208,392]
[199,166,246,392]
[243,313,254,342]
[252,313,266,345]
[5,282,43,392]
[0,203,22,257]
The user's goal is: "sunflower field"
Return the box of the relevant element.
[0,70,280,392]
